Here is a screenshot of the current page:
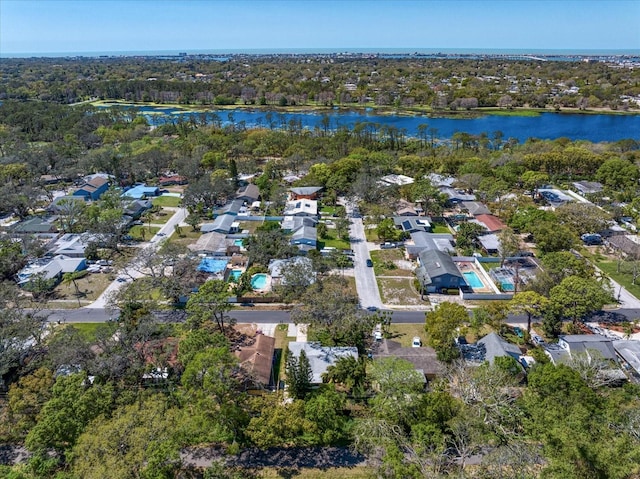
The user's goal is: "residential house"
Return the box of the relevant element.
[235,334,276,388]
[289,186,323,200]
[123,199,153,220]
[73,177,109,201]
[188,231,230,255]
[287,341,358,384]
[379,174,415,187]
[606,235,640,259]
[461,201,491,217]
[406,232,454,259]
[395,201,420,217]
[613,340,640,377]
[477,332,522,365]
[122,185,160,200]
[221,199,245,216]
[393,216,432,234]
[374,339,445,380]
[415,249,464,294]
[158,175,188,186]
[17,255,86,287]
[49,233,92,258]
[47,195,87,214]
[440,187,476,205]
[545,334,627,382]
[573,181,604,195]
[236,184,260,203]
[473,214,507,234]
[268,257,314,285]
[10,217,58,234]
[284,199,318,217]
[202,215,239,235]
[281,215,318,233]
[290,225,317,253]
[477,233,501,255]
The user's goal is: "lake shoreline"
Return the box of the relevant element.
[89,99,640,119]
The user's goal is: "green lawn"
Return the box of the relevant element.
[370,249,413,277]
[318,236,351,250]
[387,323,428,348]
[364,228,380,242]
[152,195,182,207]
[129,225,160,240]
[149,208,173,225]
[320,206,337,215]
[431,222,451,234]
[51,272,113,304]
[69,322,103,340]
[595,260,640,300]
[168,228,202,247]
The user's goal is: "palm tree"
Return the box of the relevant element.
[62,271,85,307]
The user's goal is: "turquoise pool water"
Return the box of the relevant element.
[463,271,484,288]
[197,258,229,274]
[229,269,242,282]
[251,273,268,290]
[234,239,244,247]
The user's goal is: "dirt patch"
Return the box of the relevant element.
[378,278,423,305]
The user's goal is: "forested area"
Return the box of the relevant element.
[1,55,639,111]
[1,95,640,478]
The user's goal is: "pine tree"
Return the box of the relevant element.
[285,349,313,399]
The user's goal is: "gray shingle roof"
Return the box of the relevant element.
[477,332,522,364]
[417,249,462,279]
[288,342,358,384]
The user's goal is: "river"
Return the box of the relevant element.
[111,104,640,143]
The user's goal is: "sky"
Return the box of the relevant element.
[1,0,639,55]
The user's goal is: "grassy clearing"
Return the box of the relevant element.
[51,272,113,303]
[320,206,337,215]
[479,108,542,117]
[595,260,640,299]
[364,228,380,242]
[318,236,351,250]
[152,195,182,207]
[69,322,103,340]
[370,249,413,277]
[129,225,160,241]
[273,324,296,388]
[169,229,202,247]
[431,222,451,234]
[377,278,424,305]
[387,323,427,348]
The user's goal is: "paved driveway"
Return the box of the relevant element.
[345,201,383,309]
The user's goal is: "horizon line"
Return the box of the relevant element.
[2,47,640,58]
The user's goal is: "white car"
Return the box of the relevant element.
[412,336,422,348]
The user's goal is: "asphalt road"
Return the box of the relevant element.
[345,200,383,309]
[42,307,640,325]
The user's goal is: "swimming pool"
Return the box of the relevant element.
[233,239,244,247]
[251,273,268,290]
[197,258,229,274]
[463,271,484,289]
[229,269,242,282]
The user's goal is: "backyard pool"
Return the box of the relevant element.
[233,239,244,247]
[463,271,484,289]
[197,258,229,274]
[229,269,242,282]
[251,273,268,290]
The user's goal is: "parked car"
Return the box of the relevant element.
[412,337,422,348]
[515,251,535,258]
[532,334,545,345]
[366,259,374,267]
[380,242,399,249]
[513,327,524,338]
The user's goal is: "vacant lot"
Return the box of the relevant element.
[51,272,113,304]
[370,249,414,277]
[377,277,424,305]
[129,225,160,240]
[168,229,201,247]
[152,195,181,207]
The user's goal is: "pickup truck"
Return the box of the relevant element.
[380,242,399,249]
